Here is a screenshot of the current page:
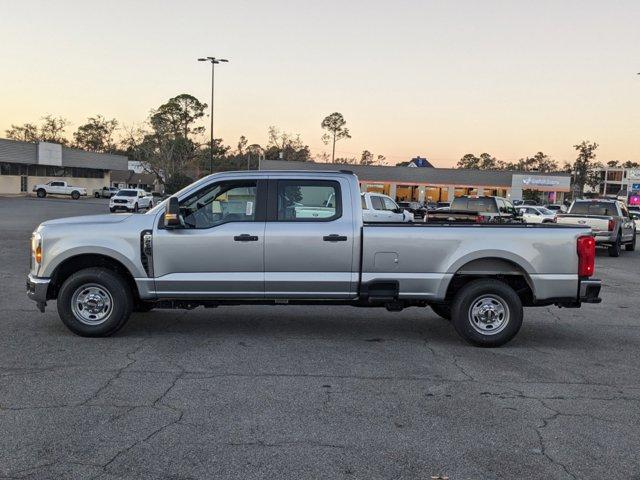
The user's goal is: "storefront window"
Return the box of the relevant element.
[606,171,623,182]
[362,183,389,195]
[396,185,419,202]
[425,187,441,202]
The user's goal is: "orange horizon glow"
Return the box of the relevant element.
[1,0,639,168]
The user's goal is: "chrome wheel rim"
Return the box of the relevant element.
[468,295,509,335]
[71,283,113,325]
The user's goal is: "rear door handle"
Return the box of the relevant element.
[234,234,259,242]
[323,234,348,242]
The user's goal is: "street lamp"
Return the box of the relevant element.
[198,56,229,174]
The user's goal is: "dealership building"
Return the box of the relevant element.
[260,159,572,204]
[0,138,128,195]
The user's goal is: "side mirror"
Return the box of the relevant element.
[164,197,181,228]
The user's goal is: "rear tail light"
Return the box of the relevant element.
[608,219,615,231]
[577,235,595,277]
[475,215,486,223]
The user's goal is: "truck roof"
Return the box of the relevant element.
[200,169,357,180]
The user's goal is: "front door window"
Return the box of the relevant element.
[179,181,258,229]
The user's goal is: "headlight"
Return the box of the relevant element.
[31,232,42,265]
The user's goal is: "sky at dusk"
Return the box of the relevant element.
[1,0,639,167]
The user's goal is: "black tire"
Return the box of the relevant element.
[109,207,116,213]
[451,279,523,347]
[36,188,46,198]
[430,303,452,321]
[133,203,139,213]
[94,192,100,198]
[71,191,80,200]
[608,233,622,257]
[57,267,133,337]
[626,232,636,251]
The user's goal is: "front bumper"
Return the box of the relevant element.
[26,274,50,312]
[110,203,134,210]
[579,278,602,303]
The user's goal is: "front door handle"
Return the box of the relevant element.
[234,234,259,242]
[323,234,348,242]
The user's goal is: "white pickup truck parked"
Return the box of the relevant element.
[33,181,87,200]
[27,170,602,347]
[361,192,414,222]
[93,186,119,198]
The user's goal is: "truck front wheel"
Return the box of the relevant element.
[36,188,46,198]
[71,191,80,200]
[57,267,133,337]
[451,279,523,347]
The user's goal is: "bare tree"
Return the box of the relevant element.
[5,115,69,144]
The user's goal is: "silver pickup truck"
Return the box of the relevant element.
[27,170,601,347]
[556,199,636,257]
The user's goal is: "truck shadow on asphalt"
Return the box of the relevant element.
[40,306,591,350]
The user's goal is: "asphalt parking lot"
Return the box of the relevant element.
[1,195,639,480]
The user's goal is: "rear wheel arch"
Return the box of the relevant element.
[443,257,534,306]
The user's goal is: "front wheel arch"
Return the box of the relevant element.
[47,253,140,303]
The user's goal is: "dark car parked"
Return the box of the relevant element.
[397,201,427,220]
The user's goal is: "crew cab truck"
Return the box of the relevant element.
[33,181,87,200]
[556,199,636,257]
[27,171,602,347]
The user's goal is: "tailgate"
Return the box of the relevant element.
[556,215,610,233]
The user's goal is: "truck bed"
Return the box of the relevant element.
[361,223,590,302]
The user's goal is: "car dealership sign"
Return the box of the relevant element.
[511,174,570,190]
[521,177,560,187]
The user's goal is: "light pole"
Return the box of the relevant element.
[198,56,228,174]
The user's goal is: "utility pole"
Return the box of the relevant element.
[198,57,229,174]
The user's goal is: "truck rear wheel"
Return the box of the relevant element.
[608,233,621,257]
[625,233,636,251]
[36,188,46,198]
[451,279,523,347]
[57,267,133,337]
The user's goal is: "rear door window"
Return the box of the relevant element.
[371,196,385,210]
[276,180,341,221]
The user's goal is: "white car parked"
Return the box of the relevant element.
[361,192,414,222]
[109,189,154,213]
[518,206,557,224]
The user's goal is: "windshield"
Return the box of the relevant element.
[115,190,137,197]
[570,201,616,216]
[538,207,554,215]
